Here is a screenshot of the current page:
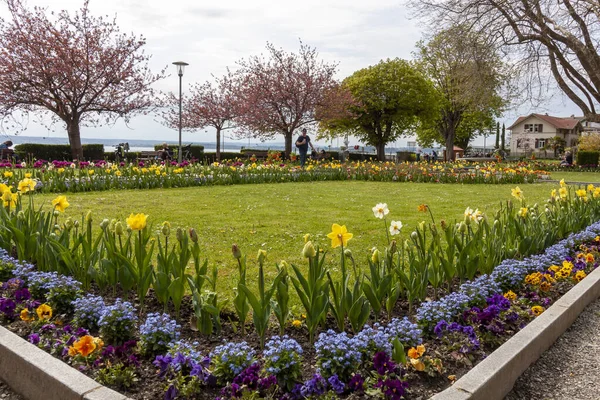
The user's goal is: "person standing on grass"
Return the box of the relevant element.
[295,128,315,168]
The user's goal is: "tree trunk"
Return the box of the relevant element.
[501,124,505,151]
[284,131,293,159]
[376,141,386,161]
[445,128,456,161]
[67,120,83,161]
[216,128,221,162]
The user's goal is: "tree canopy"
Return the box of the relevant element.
[411,0,600,122]
[0,0,164,159]
[234,42,338,157]
[318,58,438,161]
[414,25,506,160]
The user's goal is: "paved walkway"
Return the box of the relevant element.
[505,297,600,400]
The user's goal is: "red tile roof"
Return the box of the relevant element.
[508,113,581,130]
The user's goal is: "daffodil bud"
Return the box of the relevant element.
[388,240,397,254]
[161,221,171,237]
[463,214,471,226]
[232,244,242,259]
[17,211,25,221]
[73,220,80,228]
[189,228,198,243]
[85,210,92,223]
[279,260,289,269]
[303,233,310,243]
[53,210,60,217]
[99,219,109,230]
[49,232,58,240]
[458,221,467,233]
[344,248,353,259]
[411,231,418,241]
[53,224,60,231]
[61,218,73,231]
[115,221,124,236]
[371,248,381,264]
[257,249,267,264]
[303,241,316,258]
[109,219,116,232]
[176,227,184,242]
[493,219,500,228]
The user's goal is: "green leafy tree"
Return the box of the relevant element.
[415,25,506,160]
[318,58,437,161]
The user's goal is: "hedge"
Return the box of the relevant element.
[14,143,105,161]
[576,151,599,166]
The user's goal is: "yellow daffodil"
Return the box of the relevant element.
[292,320,302,328]
[3,171,13,178]
[587,184,595,192]
[17,178,36,194]
[2,191,16,208]
[51,196,69,212]
[303,233,310,243]
[126,213,148,231]
[518,207,528,218]
[511,186,523,200]
[327,224,353,248]
[0,183,10,194]
[560,179,566,187]
[576,189,587,198]
[417,204,428,212]
[24,173,32,178]
[36,304,52,321]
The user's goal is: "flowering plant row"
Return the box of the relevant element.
[0,180,599,348]
[1,218,599,399]
[0,159,543,193]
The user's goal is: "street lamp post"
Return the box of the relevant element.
[172,61,189,163]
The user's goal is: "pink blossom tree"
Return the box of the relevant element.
[162,73,239,162]
[0,0,165,159]
[235,42,338,158]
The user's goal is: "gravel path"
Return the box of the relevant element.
[506,298,600,400]
[0,380,22,400]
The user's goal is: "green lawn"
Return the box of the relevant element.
[27,181,566,301]
[545,171,600,183]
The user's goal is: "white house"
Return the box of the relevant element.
[508,113,582,156]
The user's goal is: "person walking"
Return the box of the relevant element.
[295,128,315,168]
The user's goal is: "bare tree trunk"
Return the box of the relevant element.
[284,131,293,159]
[67,120,83,161]
[216,128,221,162]
[376,141,386,161]
[445,128,455,161]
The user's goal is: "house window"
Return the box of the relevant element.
[524,124,543,132]
[535,139,546,149]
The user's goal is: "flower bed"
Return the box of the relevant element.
[1,223,599,399]
[0,159,544,193]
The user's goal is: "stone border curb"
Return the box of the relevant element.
[0,326,129,400]
[431,264,600,400]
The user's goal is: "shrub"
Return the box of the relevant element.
[14,143,104,161]
[576,150,599,166]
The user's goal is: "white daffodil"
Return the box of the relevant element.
[389,220,403,235]
[372,203,389,219]
[464,207,474,218]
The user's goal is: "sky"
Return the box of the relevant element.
[0,0,585,149]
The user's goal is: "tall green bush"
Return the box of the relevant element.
[576,151,599,166]
[15,143,104,161]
